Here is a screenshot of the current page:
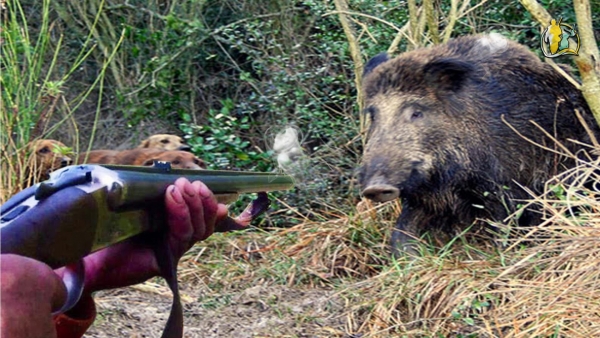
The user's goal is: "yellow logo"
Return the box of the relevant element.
[541,18,580,58]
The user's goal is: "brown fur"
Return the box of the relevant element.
[77,150,120,164]
[28,139,72,181]
[137,134,191,151]
[109,148,206,169]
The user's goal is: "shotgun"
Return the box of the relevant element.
[0,162,294,337]
[1,162,294,267]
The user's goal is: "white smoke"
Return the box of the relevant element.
[271,126,316,188]
[273,127,304,171]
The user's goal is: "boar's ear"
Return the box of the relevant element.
[423,58,473,93]
[363,53,389,76]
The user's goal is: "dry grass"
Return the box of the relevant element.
[1,142,43,202]
[176,155,600,337]
[342,226,600,337]
[178,199,399,288]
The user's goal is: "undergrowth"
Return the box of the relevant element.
[179,154,600,337]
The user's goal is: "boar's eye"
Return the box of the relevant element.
[403,104,426,122]
[411,110,423,120]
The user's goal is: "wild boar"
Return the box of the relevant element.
[358,33,599,255]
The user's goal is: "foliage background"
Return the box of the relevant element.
[3,0,598,212]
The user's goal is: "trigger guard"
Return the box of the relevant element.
[52,260,85,315]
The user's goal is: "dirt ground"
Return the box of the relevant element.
[85,280,350,338]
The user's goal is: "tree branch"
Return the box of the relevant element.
[331,0,366,140]
[407,0,419,49]
[519,0,600,125]
[423,0,439,44]
[573,0,600,126]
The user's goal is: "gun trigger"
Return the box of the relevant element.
[36,170,93,200]
[52,260,85,315]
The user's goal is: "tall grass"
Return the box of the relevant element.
[0,0,122,202]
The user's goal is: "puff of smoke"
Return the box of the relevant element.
[272,126,317,186]
[274,127,304,169]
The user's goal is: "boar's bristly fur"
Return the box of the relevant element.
[358,34,599,256]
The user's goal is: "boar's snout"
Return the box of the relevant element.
[362,184,400,202]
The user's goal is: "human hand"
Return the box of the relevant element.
[64,177,230,294]
[1,178,269,337]
[1,178,225,337]
[0,254,67,338]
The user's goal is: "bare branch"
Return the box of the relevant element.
[545,58,582,89]
[442,0,459,43]
[573,0,600,126]
[518,0,552,26]
[423,0,440,44]
[407,0,419,49]
[388,21,411,55]
[323,10,404,33]
[331,0,366,141]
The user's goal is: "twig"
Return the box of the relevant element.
[322,10,405,33]
[407,0,419,49]
[574,108,600,149]
[545,58,581,89]
[500,115,574,158]
[423,0,439,44]
[442,0,459,43]
[387,21,411,55]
